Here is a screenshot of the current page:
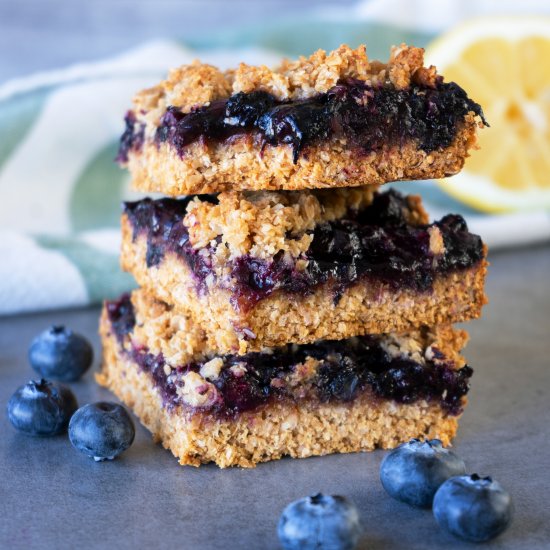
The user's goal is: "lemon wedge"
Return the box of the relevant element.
[426,17,550,212]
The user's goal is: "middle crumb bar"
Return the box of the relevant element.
[121,187,488,354]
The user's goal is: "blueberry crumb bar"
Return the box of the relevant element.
[98,291,472,468]
[120,188,488,353]
[118,44,486,194]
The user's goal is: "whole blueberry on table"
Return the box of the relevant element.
[380,438,466,508]
[433,474,513,542]
[7,379,78,436]
[69,402,135,461]
[29,325,93,382]
[277,493,362,550]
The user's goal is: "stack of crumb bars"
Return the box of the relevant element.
[98,44,488,468]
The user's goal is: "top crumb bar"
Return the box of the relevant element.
[118,44,487,195]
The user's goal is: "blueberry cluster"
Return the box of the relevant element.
[7,327,134,462]
[278,440,512,549]
[380,439,513,542]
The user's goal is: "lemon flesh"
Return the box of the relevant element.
[426,17,550,212]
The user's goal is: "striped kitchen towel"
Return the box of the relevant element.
[1,3,549,314]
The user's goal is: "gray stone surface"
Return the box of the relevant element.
[0,244,549,549]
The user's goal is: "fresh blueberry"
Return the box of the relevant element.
[68,402,135,461]
[7,379,78,436]
[277,493,362,550]
[433,474,513,542]
[29,325,93,382]
[380,438,466,508]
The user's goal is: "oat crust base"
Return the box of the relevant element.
[98,309,462,468]
[126,117,479,195]
[128,287,469,365]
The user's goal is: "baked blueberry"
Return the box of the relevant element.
[29,325,93,382]
[433,474,513,542]
[69,402,135,461]
[7,379,78,436]
[380,438,466,508]
[277,493,362,550]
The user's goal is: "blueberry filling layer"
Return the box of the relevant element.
[118,79,486,163]
[117,112,145,163]
[124,189,484,309]
[106,293,136,344]
[106,295,472,417]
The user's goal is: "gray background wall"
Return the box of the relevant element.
[0,0,359,82]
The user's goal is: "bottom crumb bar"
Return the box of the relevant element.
[97,293,472,468]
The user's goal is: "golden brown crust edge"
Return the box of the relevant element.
[98,309,462,468]
[129,187,426,267]
[120,219,488,353]
[132,44,438,116]
[125,116,479,195]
